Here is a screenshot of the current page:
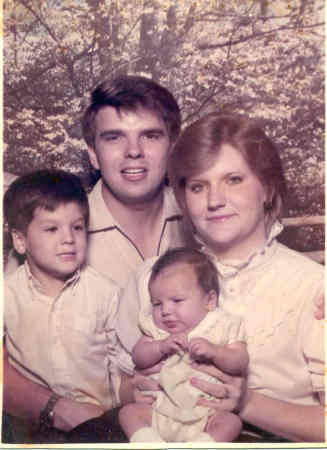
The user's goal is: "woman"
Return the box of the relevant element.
[116,113,324,442]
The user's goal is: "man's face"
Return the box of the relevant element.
[88,106,171,206]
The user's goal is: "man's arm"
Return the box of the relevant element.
[3,344,104,431]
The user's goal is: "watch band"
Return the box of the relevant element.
[39,393,61,430]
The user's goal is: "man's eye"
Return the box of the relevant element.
[144,132,162,140]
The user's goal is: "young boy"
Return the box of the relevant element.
[119,247,249,443]
[3,169,124,442]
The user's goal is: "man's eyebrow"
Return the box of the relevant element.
[141,128,167,136]
[99,129,124,137]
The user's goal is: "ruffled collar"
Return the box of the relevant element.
[199,221,283,278]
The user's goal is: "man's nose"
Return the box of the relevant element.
[126,137,144,159]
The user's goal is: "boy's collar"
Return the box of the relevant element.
[24,261,81,298]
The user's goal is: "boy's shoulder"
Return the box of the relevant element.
[79,264,120,293]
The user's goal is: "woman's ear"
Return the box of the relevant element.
[11,229,27,255]
[206,290,218,311]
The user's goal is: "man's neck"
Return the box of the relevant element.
[101,183,165,258]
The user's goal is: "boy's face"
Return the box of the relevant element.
[12,202,87,293]
[149,263,217,334]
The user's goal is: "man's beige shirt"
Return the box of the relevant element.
[87,180,185,287]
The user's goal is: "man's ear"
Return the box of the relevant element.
[11,229,27,255]
[87,147,100,170]
[206,290,218,311]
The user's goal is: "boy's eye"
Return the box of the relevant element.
[45,226,57,232]
[73,224,85,231]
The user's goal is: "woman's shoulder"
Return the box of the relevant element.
[273,241,324,275]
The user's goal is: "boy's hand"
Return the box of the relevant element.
[189,337,216,362]
[53,397,104,431]
[159,333,188,356]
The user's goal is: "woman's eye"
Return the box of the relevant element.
[228,175,243,184]
[188,183,204,193]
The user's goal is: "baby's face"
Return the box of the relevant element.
[149,263,216,334]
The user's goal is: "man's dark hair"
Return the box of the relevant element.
[149,247,219,298]
[4,169,89,234]
[82,75,181,148]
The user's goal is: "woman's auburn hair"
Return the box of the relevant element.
[168,113,287,231]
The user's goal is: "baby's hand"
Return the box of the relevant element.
[189,337,216,362]
[159,333,188,356]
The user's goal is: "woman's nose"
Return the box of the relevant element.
[207,184,226,210]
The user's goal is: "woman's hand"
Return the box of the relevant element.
[131,363,163,404]
[190,361,246,412]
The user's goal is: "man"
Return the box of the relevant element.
[82,75,185,287]
[3,76,185,442]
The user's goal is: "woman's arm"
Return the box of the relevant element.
[240,389,325,442]
[190,362,325,442]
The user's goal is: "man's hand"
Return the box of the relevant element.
[53,397,104,431]
[190,361,246,412]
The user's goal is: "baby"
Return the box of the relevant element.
[119,247,248,442]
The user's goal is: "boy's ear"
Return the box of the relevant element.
[87,147,100,171]
[206,290,218,311]
[11,229,27,255]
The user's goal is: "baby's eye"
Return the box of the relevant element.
[151,300,161,307]
[188,183,204,193]
[173,298,184,303]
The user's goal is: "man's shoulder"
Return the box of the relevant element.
[163,186,182,217]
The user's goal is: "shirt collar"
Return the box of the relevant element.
[201,220,283,278]
[88,179,182,232]
[24,261,81,298]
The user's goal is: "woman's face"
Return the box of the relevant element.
[185,143,268,260]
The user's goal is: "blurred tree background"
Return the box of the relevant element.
[3,0,325,253]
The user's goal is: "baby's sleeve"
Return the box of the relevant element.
[225,311,246,345]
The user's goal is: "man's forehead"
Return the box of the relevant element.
[95,105,167,132]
